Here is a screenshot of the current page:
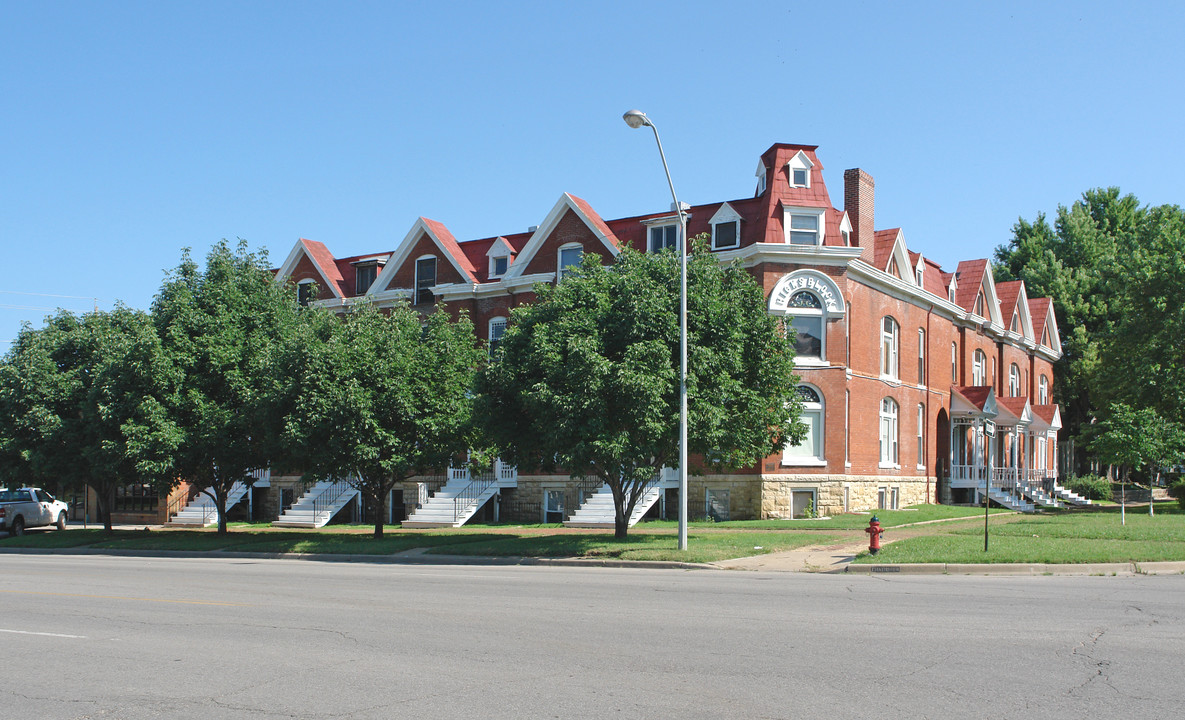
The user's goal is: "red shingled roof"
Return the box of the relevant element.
[421,217,477,282]
[300,239,345,297]
[873,229,900,272]
[996,280,1022,324]
[1032,404,1060,425]
[954,385,993,409]
[955,259,989,311]
[568,193,621,248]
[1029,298,1052,344]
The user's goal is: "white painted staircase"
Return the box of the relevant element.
[402,473,500,528]
[564,481,665,529]
[1051,483,1092,506]
[987,486,1036,513]
[272,478,360,528]
[169,482,250,526]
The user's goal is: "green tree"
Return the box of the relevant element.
[1088,403,1185,518]
[0,307,181,530]
[152,239,301,534]
[478,239,802,539]
[277,302,482,538]
[994,188,1145,470]
[1094,203,1185,426]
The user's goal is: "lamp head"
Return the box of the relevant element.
[622,110,651,129]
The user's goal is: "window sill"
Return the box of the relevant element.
[878,462,900,470]
[795,359,830,368]
[916,465,926,472]
[782,458,827,467]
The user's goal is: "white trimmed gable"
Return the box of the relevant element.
[709,202,742,225]
[1039,303,1063,355]
[885,230,912,282]
[977,272,1004,327]
[1012,284,1035,341]
[274,239,343,300]
[785,150,814,187]
[502,193,620,280]
[838,212,853,246]
[755,161,768,196]
[372,217,474,293]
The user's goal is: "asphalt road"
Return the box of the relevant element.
[2,554,1182,719]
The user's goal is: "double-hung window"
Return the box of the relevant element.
[972,349,986,385]
[880,398,899,467]
[783,385,824,465]
[355,264,378,295]
[1009,363,1021,397]
[488,317,507,357]
[1039,375,1049,405]
[414,257,437,305]
[558,245,582,280]
[789,214,820,245]
[881,317,899,379]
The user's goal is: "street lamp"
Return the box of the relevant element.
[622,109,689,551]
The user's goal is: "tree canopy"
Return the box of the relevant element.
[995,188,1185,471]
[478,238,802,538]
[151,239,301,533]
[0,306,181,530]
[277,301,482,537]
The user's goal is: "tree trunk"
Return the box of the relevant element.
[373,488,386,539]
[100,484,115,533]
[216,485,228,535]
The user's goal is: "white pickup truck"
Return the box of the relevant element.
[0,488,70,536]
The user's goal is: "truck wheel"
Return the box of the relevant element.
[11,516,24,537]
[56,512,67,531]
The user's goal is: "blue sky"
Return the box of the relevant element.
[3,1,1183,349]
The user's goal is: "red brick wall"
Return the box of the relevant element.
[379,233,467,297]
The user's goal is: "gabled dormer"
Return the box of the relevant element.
[1029,298,1063,357]
[503,193,621,281]
[709,202,742,251]
[873,229,911,282]
[955,260,1004,327]
[785,149,814,189]
[370,217,478,306]
[755,161,768,196]
[486,237,516,279]
[274,238,346,304]
[996,280,1035,342]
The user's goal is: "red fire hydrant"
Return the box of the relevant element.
[865,516,885,555]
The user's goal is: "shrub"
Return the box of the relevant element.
[1063,474,1114,501]
[1169,479,1185,511]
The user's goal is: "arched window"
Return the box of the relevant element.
[879,397,899,467]
[783,385,825,465]
[297,279,316,307]
[974,291,986,317]
[1009,363,1021,397]
[972,349,986,385]
[1039,375,1049,405]
[558,244,582,280]
[786,291,824,362]
[881,316,899,379]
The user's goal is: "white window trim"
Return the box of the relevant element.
[786,149,814,188]
[557,243,582,279]
[916,404,926,470]
[414,254,438,304]
[783,205,826,247]
[784,290,828,367]
[488,316,507,355]
[489,255,509,277]
[1039,375,1049,405]
[972,349,987,385]
[709,203,742,251]
[917,328,926,386]
[879,397,900,469]
[783,385,826,467]
[1009,364,1021,397]
[880,316,899,380]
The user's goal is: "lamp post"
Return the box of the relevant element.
[622,109,688,551]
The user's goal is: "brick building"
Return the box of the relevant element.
[264,142,1071,528]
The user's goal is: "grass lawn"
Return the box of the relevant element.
[852,505,1185,564]
[637,503,1004,530]
[427,530,837,563]
[0,526,833,563]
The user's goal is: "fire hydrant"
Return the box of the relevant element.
[865,516,885,555]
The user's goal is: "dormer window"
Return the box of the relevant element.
[974,290,986,317]
[786,150,814,189]
[755,162,767,196]
[649,225,678,253]
[915,265,924,287]
[948,284,957,304]
[841,229,850,245]
[1010,311,1020,333]
[414,256,437,305]
[558,244,582,280]
[297,280,315,307]
[709,202,741,251]
[355,263,378,295]
[786,208,824,246]
[491,255,509,277]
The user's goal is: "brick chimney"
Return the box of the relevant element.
[844,168,876,264]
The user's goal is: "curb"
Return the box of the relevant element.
[844,561,1185,576]
[0,546,708,571]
